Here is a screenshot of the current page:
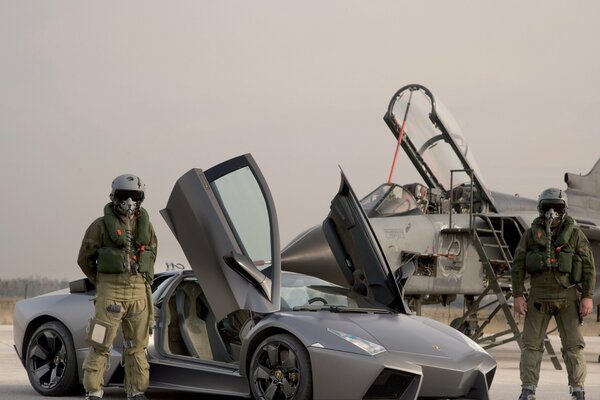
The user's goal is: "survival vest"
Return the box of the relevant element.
[96,203,155,280]
[524,215,583,282]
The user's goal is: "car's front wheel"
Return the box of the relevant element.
[249,333,312,400]
[25,321,79,396]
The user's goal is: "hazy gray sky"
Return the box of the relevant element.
[1,1,599,280]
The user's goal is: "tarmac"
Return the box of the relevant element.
[1,324,599,400]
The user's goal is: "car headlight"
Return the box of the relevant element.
[327,328,386,356]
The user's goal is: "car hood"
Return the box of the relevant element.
[344,313,485,360]
[273,310,487,362]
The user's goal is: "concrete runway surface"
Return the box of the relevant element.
[2,324,599,400]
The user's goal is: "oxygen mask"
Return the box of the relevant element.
[540,202,564,229]
[544,208,559,221]
[113,189,144,217]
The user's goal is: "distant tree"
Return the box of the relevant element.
[0,277,69,298]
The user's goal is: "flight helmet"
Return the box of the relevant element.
[537,187,567,216]
[110,174,146,215]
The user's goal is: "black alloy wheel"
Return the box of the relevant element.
[26,321,79,396]
[249,334,312,400]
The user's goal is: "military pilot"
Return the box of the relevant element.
[512,188,595,400]
[78,174,157,400]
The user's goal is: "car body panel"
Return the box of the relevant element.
[145,352,249,397]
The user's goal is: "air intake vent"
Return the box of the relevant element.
[363,369,416,399]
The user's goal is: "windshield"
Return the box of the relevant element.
[388,87,486,190]
[281,273,394,312]
[360,184,421,217]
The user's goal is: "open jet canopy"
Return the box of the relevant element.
[384,84,497,213]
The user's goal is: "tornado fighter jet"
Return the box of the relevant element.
[282,84,600,351]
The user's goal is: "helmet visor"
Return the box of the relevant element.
[539,200,565,213]
[114,189,144,202]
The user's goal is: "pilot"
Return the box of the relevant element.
[77,174,158,400]
[511,188,595,400]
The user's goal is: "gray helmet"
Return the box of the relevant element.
[110,174,145,215]
[537,187,567,215]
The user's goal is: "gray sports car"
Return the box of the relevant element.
[13,154,496,399]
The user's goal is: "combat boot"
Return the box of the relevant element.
[518,387,536,400]
[127,394,148,400]
[85,391,103,400]
[570,387,585,400]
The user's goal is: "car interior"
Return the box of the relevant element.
[160,276,250,364]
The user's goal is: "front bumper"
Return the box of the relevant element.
[308,346,422,400]
[307,346,495,400]
[387,349,496,399]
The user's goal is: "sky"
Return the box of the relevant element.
[1,1,599,280]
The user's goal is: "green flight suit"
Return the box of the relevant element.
[77,204,157,397]
[511,215,595,389]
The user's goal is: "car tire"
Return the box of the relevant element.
[25,321,79,396]
[249,333,312,400]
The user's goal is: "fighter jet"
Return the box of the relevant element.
[282,84,600,355]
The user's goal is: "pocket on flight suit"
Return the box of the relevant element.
[557,251,573,274]
[86,317,115,353]
[86,299,124,352]
[570,254,583,283]
[525,252,545,273]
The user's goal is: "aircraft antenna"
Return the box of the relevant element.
[387,89,414,184]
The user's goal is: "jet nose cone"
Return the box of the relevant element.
[282,225,346,287]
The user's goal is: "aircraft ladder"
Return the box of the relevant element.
[457,215,562,369]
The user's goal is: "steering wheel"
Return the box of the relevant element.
[308,297,328,305]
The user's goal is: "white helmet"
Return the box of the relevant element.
[537,187,567,216]
[110,174,145,215]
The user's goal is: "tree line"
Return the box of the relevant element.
[0,277,69,298]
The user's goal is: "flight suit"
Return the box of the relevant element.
[511,215,595,390]
[78,204,157,397]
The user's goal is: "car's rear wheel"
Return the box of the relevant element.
[249,334,312,400]
[26,321,79,396]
